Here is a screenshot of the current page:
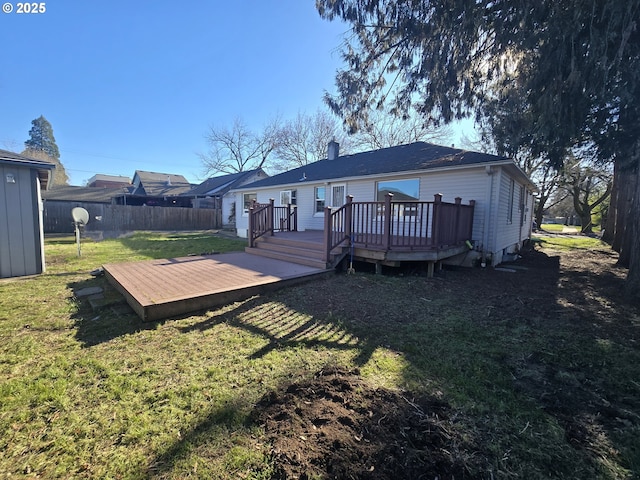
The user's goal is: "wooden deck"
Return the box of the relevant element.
[103,252,330,322]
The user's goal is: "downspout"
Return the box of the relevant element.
[482,165,494,267]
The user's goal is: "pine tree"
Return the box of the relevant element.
[25,115,60,159]
[23,115,69,185]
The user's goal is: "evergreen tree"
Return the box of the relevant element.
[23,115,68,185]
[25,115,60,159]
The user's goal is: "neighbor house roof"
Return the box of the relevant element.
[0,149,56,190]
[132,170,193,197]
[187,169,267,197]
[42,186,119,203]
[236,142,534,191]
[86,174,131,186]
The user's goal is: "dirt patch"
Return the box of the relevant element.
[252,367,482,479]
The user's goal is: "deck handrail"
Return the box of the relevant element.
[324,195,353,262]
[249,200,298,248]
[337,193,475,253]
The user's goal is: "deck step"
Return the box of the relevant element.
[256,235,326,250]
[251,240,326,261]
[245,246,329,269]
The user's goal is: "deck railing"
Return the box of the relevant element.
[249,194,475,263]
[249,199,298,248]
[325,193,475,261]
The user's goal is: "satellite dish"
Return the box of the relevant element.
[71,207,89,226]
[71,207,89,257]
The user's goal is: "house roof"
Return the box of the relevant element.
[237,142,531,190]
[42,185,119,203]
[87,174,131,185]
[132,170,193,197]
[187,169,266,196]
[0,149,56,190]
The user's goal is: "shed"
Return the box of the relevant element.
[0,149,55,278]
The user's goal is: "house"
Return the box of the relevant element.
[114,170,194,207]
[0,149,55,278]
[187,169,267,227]
[233,141,536,269]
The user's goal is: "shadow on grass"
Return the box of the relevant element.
[158,244,639,478]
[177,293,379,367]
[69,276,159,347]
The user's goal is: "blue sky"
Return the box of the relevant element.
[1,1,470,186]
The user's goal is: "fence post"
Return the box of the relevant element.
[433,193,442,247]
[383,193,393,250]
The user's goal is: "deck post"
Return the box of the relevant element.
[323,205,332,263]
[345,195,353,242]
[268,198,275,236]
[433,193,442,247]
[383,193,393,250]
[455,197,462,243]
[248,203,255,248]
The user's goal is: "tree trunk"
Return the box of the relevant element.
[602,163,619,244]
[617,170,637,267]
[624,167,640,304]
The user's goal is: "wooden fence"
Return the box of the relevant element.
[43,201,222,234]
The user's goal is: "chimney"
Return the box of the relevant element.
[327,140,340,160]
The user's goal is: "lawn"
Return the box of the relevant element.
[0,231,638,479]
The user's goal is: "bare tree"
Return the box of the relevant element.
[199,117,280,175]
[352,111,453,151]
[272,110,351,171]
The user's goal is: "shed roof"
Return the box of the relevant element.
[238,142,529,190]
[0,149,56,190]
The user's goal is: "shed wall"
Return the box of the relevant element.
[0,165,42,278]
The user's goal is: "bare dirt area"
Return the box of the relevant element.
[253,367,477,480]
[249,237,639,479]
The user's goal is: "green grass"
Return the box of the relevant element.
[533,233,606,250]
[0,230,637,478]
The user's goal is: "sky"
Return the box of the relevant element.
[1,1,472,186]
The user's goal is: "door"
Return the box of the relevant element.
[331,184,346,209]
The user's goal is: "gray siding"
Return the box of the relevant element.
[0,165,42,278]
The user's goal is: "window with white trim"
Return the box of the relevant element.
[243,192,257,214]
[280,190,297,206]
[314,186,326,213]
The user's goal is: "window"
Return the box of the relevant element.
[376,178,420,201]
[243,192,257,214]
[314,186,326,213]
[280,190,297,206]
[507,179,514,224]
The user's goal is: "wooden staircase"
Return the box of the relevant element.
[245,234,348,269]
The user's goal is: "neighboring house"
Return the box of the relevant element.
[187,169,268,227]
[114,171,194,206]
[233,141,537,267]
[86,174,131,189]
[0,149,55,278]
